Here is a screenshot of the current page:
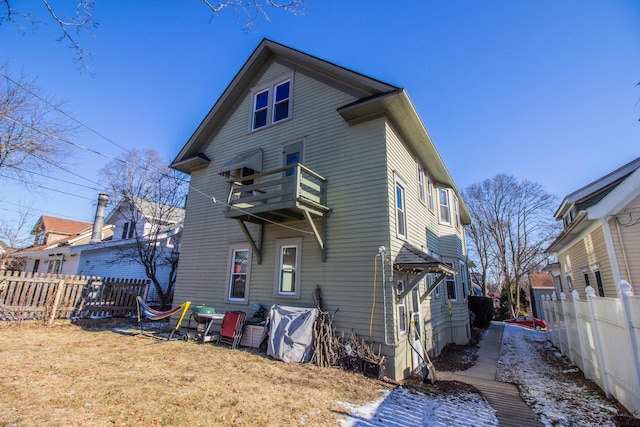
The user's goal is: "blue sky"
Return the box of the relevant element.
[1,0,639,242]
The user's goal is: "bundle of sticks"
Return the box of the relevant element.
[311,285,385,377]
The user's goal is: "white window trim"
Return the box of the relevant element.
[438,188,452,226]
[249,72,294,132]
[225,243,252,304]
[444,260,458,301]
[397,280,407,335]
[427,177,434,213]
[417,164,425,204]
[395,175,408,240]
[453,193,460,229]
[274,237,302,298]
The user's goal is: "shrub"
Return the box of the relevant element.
[468,296,493,328]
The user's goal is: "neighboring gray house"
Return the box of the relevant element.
[170,39,472,380]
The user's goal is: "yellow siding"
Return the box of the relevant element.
[175,60,468,380]
[558,226,614,298]
[609,194,640,293]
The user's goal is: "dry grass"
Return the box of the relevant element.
[0,320,390,426]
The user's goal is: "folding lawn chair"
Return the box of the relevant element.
[214,311,247,349]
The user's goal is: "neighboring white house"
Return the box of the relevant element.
[14,195,185,304]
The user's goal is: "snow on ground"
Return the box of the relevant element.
[497,324,621,427]
[339,323,630,426]
[339,386,498,427]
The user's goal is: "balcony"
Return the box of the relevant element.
[225,164,329,261]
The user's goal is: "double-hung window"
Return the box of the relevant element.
[122,221,135,239]
[445,261,458,301]
[427,178,434,212]
[395,177,407,239]
[227,244,251,303]
[594,270,605,296]
[251,74,293,131]
[417,165,425,204]
[397,280,407,334]
[275,237,302,298]
[438,188,451,225]
[453,194,460,229]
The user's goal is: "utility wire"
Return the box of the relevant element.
[0,71,134,156]
[1,80,317,236]
[0,199,91,222]
[10,166,102,192]
[0,173,94,200]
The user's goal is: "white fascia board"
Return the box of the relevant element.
[587,167,640,219]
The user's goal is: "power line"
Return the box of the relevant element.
[0,199,91,223]
[0,173,94,200]
[0,77,317,236]
[10,166,102,192]
[0,71,135,156]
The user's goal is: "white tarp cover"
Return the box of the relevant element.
[266,305,318,363]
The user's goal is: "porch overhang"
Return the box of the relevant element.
[394,243,456,301]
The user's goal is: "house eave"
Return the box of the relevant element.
[170,153,210,175]
[546,211,590,254]
[338,89,471,225]
[171,38,399,169]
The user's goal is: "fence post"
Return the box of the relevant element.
[619,280,640,403]
[571,290,590,378]
[47,279,66,327]
[586,285,612,397]
[560,292,575,363]
[550,292,559,347]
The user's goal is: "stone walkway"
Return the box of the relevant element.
[438,323,543,426]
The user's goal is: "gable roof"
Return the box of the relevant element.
[171,38,398,169]
[31,216,92,237]
[547,156,640,253]
[105,196,185,227]
[554,156,640,219]
[170,39,471,224]
[528,273,554,290]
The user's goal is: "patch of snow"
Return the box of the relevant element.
[497,324,620,427]
[339,387,498,427]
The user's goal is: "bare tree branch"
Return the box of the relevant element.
[0,64,75,186]
[463,175,561,317]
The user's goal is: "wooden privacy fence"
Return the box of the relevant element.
[543,281,640,417]
[0,271,150,324]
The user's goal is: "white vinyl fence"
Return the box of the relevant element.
[543,281,640,416]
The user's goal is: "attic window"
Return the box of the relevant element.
[250,74,293,131]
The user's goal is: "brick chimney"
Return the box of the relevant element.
[90,194,109,243]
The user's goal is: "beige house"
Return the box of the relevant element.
[171,39,472,380]
[546,156,640,297]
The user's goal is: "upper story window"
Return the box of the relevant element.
[438,188,451,225]
[395,177,407,239]
[453,193,460,229]
[35,233,46,246]
[427,178,434,212]
[251,75,293,131]
[121,221,135,239]
[417,165,425,204]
